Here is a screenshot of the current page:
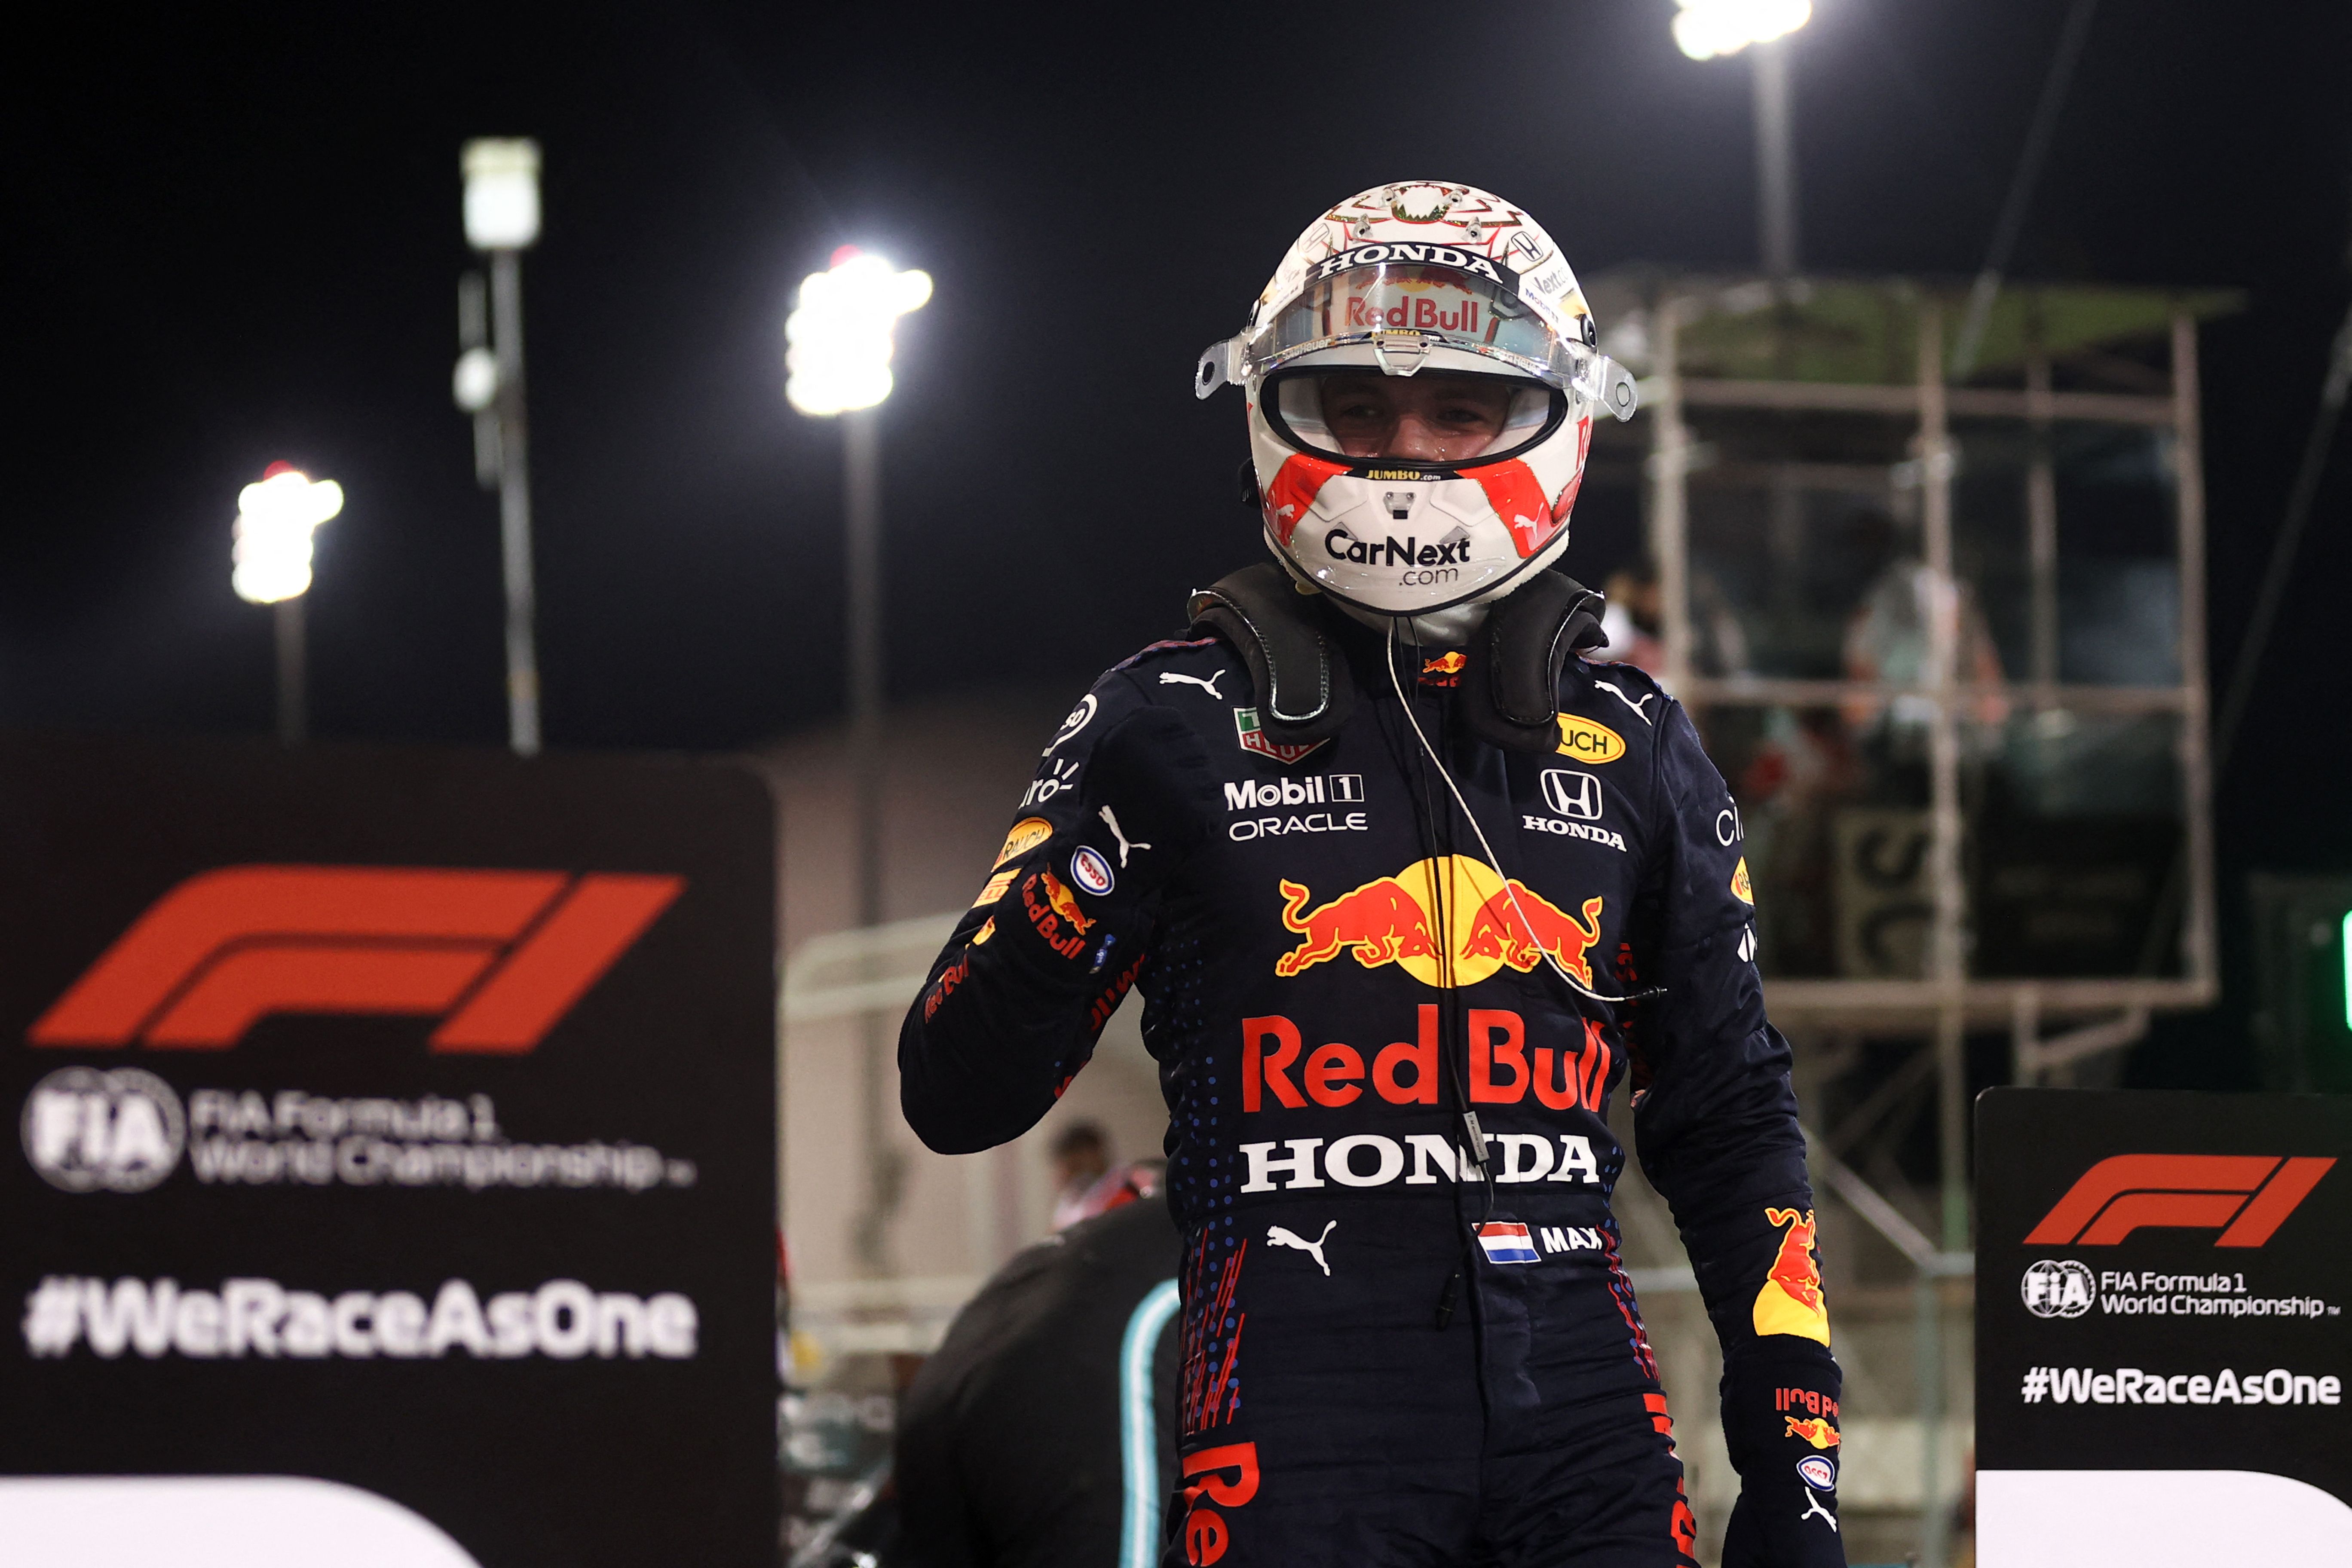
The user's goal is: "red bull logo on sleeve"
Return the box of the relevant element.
[1017,870,1093,961]
[1785,1415,1841,1450]
[1274,856,1602,987]
[1752,1207,1831,1345]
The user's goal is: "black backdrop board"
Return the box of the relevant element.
[0,732,776,1566]
[1974,1088,2352,1564]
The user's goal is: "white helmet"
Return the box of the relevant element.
[1196,182,1637,616]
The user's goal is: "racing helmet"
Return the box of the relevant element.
[1196,182,1638,616]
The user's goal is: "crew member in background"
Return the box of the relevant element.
[897,1173,1180,1568]
[1049,1120,1113,1231]
[900,183,1844,1568]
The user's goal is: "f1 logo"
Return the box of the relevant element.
[28,865,683,1053]
[2024,1154,2336,1247]
[1539,769,1603,822]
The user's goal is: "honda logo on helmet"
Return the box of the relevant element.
[1312,244,1506,288]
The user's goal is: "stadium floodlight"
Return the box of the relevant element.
[232,464,343,605]
[1674,0,1813,278]
[785,248,934,416]
[784,244,934,1270]
[1672,0,1812,60]
[457,138,545,755]
[462,139,542,251]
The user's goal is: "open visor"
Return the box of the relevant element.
[1196,260,1639,421]
[1264,368,1562,469]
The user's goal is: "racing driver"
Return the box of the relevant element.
[900,182,1844,1568]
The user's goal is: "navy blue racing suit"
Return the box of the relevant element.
[900,573,1844,1568]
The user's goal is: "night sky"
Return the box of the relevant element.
[8,2,2350,1075]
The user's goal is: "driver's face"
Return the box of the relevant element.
[1318,372,1513,462]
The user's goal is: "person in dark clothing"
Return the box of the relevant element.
[896,1191,1184,1568]
[898,182,1844,1568]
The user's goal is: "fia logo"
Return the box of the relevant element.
[21,1066,186,1192]
[2020,1259,2095,1319]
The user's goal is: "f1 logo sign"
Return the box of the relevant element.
[2024,1154,2337,1248]
[28,865,683,1053]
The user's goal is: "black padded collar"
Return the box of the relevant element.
[1458,571,1608,753]
[1186,563,1606,755]
[1186,563,1356,743]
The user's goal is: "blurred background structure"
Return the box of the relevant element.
[7,2,2352,1564]
[454,136,546,756]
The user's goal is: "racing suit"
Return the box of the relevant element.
[900,566,1844,1568]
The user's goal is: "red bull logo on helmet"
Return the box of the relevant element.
[1274,856,1602,988]
[1344,286,1483,337]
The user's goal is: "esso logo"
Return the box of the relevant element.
[21,1066,187,1193]
[1070,846,1116,897]
[2020,1259,2095,1320]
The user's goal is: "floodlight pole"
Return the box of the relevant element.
[1752,36,1799,278]
[845,408,885,937]
[843,405,900,1273]
[276,598,306,747]
[490,248,542,756]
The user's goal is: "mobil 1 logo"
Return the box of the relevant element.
[1224,774,1364,812]
[1225,773,1368,842]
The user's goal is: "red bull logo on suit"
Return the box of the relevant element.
[1274,856,1602,987]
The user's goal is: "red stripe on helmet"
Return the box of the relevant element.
[1467,413,1591,559]
[1466,459,1561,558]
[1262,452,1348,546]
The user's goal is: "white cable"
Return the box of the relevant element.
[1384,619,1653,1007]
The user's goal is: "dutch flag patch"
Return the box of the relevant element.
[1476,1221,1541,1265]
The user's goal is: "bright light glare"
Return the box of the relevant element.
[462,138,542,250]
[785,248,934,416]
[1673,0,1811,59]
[233,467,344,604]
[453,346,499,413]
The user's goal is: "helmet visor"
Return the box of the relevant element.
[1200,257,1635,419]
[1261,260,1568,380]
[1267,368,1562,469]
